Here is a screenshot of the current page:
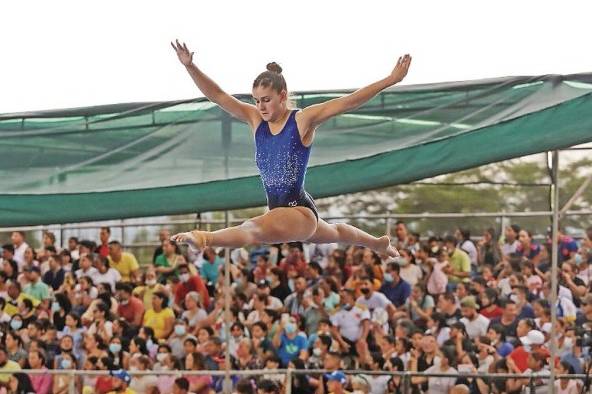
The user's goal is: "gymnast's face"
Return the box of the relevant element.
[252,85,288,122]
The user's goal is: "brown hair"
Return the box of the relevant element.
[253,62,288,94]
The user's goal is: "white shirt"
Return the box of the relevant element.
[425,365,457,394]
[330,304,370,342]
[460,313,490,338]
[459,240,478,265]
[356,292,392,311]
[399,264,423,286]
[13,242,29,270]
[92,268,122,291]
[502,240,520,257]
[75,266,99,280]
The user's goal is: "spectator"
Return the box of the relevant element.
[379,261,410,308]
[107,241,139,283]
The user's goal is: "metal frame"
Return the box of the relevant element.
[0,150,580,394]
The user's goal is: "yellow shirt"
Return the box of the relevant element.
[4,293,40,316]
[0,360,21,382]
[108,252,139,282]
[143,307,175,339]
[133,284,167,311]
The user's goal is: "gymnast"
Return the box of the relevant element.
[170,39,411,258]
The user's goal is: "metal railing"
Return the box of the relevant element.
[7,368,590,394]
[2,209,592,250]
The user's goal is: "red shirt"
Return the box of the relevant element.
[97,243,109,258]
[174,275,210,309]
[509,346,530,372]
[480,305,503,319]
[118,296,145,325]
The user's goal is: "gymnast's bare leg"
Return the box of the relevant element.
[171,209,398,257]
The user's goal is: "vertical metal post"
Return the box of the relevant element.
[68,372,76,394]
[403,372,411,394]
[285,368,292,394]
[549,150,560,394]
[222,111,233,393]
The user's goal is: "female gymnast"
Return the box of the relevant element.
[170,39,411,258]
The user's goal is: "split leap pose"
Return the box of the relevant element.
[170,39,411,257]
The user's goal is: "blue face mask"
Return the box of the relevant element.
[285,323,297,334]
[174,325,186,336]
[61,359,72,369]
[109,343,122,354]
[52,302,61,313]
[10,320,22,331]
[383,273,394,283]
[575,254,583,265]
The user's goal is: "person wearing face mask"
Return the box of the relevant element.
[397,250,423,287]
[134,267,166,311]
[272,317,308,367]
[173,264,210,311]
[379,262,411,308]
[306,334,332,369]
[330,288,371,362]
[115,283,145,329]
[356,277,397,320]
[108,338,129,370]
[442,235,471,287]
[168,318,195,360]
[52,352,77,394]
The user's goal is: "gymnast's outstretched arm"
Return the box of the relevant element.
[171,39,261,129]
[300,54,412,129]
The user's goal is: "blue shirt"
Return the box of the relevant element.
[380,279,411,307]
[276,333,307,366]
[200,256,223,284]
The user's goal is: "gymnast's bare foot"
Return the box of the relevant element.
[377,235,400,258]
[171,231,201,252]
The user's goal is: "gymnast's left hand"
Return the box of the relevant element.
[388,54,412,84]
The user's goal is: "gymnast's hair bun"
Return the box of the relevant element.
[266,62,283,74]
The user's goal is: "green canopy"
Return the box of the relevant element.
[2,73,592,226]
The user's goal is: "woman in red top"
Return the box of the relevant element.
[479,288,503,319]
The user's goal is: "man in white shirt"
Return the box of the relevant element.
[75,253,99,279]
[11,231,29,270]
[459,296,490,339]
[330,288,371,360]
[356,277,397,318]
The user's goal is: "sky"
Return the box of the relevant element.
[1,0,590,114]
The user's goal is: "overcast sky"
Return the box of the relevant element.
[1,0,590,113]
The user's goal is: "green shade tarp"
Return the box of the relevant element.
[1,73,592,226]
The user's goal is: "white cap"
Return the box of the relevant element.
[520,330,545,346]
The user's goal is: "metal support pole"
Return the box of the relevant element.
[403,372,411,394]
[549,150,560,394]
[222,112,233,393]
[285,368,292,394]
[223,210,232,393]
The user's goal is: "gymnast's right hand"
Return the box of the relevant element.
[171,39,194,66]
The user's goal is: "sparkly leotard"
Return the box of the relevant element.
[255,109,318,220]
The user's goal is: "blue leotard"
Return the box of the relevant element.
[255,109,318,220]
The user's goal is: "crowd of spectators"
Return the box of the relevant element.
[0,221,591,394]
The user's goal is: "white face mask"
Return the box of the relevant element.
[180,273,190,283]
[313,348,322,357]
[156,353,167,363]
[146,279,157,286]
